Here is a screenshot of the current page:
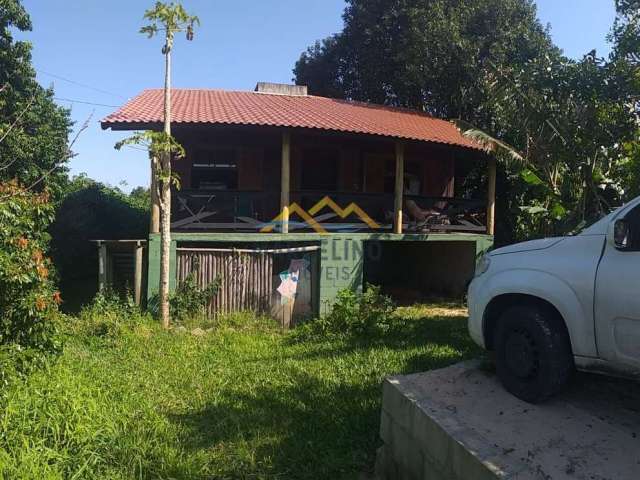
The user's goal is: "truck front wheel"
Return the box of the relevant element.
[493,304,573,403]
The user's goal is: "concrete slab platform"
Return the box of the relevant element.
[375,361,640,480]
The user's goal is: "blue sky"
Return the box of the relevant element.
[18,0,616,191]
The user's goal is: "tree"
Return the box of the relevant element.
[295,0,556,123]
[295,0,640,243]
[610,0,640,202]
[129,186,151,209]
[117,2,198,328]
[484,50,638,238]
[0,0,71,199]
[49,175,149,312]
[612,0,640,65]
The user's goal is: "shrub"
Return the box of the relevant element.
[298,284,395,339]
[73,288,150,339]
[170,271,221,323]
[0,183,62,388]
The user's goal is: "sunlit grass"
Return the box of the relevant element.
[0,304,478,479]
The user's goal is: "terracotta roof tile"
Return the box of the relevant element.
[101,89,482,150]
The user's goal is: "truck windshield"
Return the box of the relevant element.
[569,207,621,235]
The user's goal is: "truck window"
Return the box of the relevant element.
[624,205,640,251]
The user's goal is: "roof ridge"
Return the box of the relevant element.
[137,88,436,118]
[310,95,436,119]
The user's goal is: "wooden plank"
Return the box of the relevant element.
[177,246,320,254]
[487,157,497,235]
[280,130,291,234]
[418,223,486,232]
[363,153,387,193]
[422,157,455,198]
[171,210,218,228]
[394,141,405,234]
[237,147,263,191]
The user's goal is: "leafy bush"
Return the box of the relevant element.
[0,183,62,388]
[73,288,150,339]
[297,284,395,339]
[170,271,221,323]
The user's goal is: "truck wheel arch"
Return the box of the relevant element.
[483,293,571,352]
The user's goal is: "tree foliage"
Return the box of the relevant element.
[295,0,640,243]
[49,175,149,312]
[295,0,554,121]
[611,0,640,202]
[0,183,62,388]
[0,0,71,199]
[115,131,185,193]
[140,1,199,48]
[612,0,640,65]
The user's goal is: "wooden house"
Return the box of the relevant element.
[101,83,494,324]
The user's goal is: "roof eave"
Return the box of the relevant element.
[100,120,484,152]
[101,121,163,131]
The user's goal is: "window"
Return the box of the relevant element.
[624,205,640,251]
[191,147,238,190]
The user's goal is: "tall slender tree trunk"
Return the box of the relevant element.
[159,43,172,329]
[150,154,160,233]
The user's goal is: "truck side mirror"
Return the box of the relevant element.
[614,219,630,250]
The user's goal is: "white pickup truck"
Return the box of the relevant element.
[468,196,640,403]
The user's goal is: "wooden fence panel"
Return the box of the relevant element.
[177,249,274,316]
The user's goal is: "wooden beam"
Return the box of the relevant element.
[98,241,107,292]
[393,141,405,234]
[150,154,160,234]
[134,241,144,306]
[280,130,291,234]
[487,157,497,236]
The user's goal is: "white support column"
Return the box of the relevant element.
[98,241,107,291]
[393,141,405,234]
[280,130,291,234]
[134,241,144,306]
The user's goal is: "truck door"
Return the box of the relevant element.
[594,204,640,369]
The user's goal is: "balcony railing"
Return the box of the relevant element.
[171,189,487,233]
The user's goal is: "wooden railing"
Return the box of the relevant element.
[171,189,487,233]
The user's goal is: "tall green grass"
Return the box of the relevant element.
[0,303,477,479]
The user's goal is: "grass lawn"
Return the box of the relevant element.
[0,303,479,479]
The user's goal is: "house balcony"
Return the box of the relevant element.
[171,189,488,234]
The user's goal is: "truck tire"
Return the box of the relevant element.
[493,304,573,403]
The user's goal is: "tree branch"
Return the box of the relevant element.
[0,112,93,200]
[0,95,36,147]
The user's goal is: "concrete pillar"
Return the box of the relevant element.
[134,241,144,305]
[98,241,107,291]
[393,141,405,234]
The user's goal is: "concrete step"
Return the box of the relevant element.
[376,360,640,480]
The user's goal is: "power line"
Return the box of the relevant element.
[126,145,150,152]
[37,69,126,99]
[54,97,121,108]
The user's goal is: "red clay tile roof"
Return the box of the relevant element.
[101,89,482,150]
